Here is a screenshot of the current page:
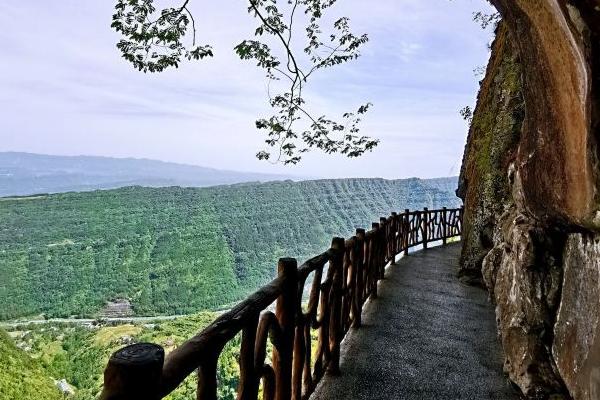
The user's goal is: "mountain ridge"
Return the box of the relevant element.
[0,152,298,196]
[0,177,460,321]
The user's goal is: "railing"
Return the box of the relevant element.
[100,206,463,400]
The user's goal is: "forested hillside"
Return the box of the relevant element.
[0,178,459,320]
[0,314,240,400]
[0,329,62,400]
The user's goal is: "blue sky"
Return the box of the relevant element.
[0,0,495,179]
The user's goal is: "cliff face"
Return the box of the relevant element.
[458,1,600,399]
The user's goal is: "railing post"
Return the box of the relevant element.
[442,207,448,245]
[100,343,164,400]
[370,223,380,299]
[274,258,298,400]
[422,207,429,250]
[197,354,219,400]
[391,212,398,263]
[237,316,260,400]
[379,217,388,273]
[460,205,465,238]
[327,237,345,375]
[404,209,410,256]
[353,228,365,328]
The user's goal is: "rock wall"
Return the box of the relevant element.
[457,22,523,285]
[554,235,600,400]
[458,1,600,399]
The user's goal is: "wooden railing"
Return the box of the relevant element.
[100,206,463,400]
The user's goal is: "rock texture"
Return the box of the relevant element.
[457,22,523,284]
[458,2,600,399]
[554,235,600,400]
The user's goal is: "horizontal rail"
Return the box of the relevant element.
[100,206,463,400]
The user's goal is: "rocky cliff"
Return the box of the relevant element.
[458,1,600,399]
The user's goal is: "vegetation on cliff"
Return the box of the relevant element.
[1,314,241,400]
[0,178,459,321]
[0,329,62,400]
[457,22,523,282]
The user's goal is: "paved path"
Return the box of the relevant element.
[311,243,520,400]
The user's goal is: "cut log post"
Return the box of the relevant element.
[351,229,365,328]
[391,212,398,263]
[422,208,429,249]
[327,237,345,375]
[302,322,313,395]
[442,207,448,245]
[261,366,276,400]
[313,271,331,381]
[100,343,165,400]
[370,223,380,298]
[404,209,410,256]
[379,217,387,276]
[197,354,219,400]
[237,315,260,400]
[274,258,298,400]
[363,236,371,300]
[353,228,366,327]
[460,205,465,238]
[291,320,305,400]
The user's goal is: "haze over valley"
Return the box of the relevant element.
[0,152,296,197]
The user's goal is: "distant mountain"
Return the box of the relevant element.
[0,152,295,196]
[422,177,460,197]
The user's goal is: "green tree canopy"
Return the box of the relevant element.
[111,0,378,164]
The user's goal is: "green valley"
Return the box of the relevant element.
[0,178,459,321]
[1,314,240,400]
[0,329,62,400]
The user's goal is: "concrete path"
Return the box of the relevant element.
[310,243,520,400]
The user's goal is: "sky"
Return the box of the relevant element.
[0,0,496,179]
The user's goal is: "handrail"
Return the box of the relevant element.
[100,206,463,400]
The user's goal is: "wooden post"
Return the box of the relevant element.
[237,316,260,400]
[379,217,387,278]
[442,207,448,245]
[327,237,345,375]
[404,209,410,256]
[371,223,380,298]
[302,323,313,395]
[460,205,465,238]
[197,354,219,400]
[354,228,365,327]
[274,258,298,400]
[292,320,305,400]
[422,207,429,250]
[100,343,164,400]
[391,212,398,263]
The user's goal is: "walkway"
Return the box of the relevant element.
[310,243,519,400]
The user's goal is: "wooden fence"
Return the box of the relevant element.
[100,206,463,400]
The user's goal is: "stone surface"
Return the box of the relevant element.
[457,2,600,398]
[553,235,600,400]
[310,244,518,400]
[457,22,523,284]
[485,216,565,398]
[491,0,596,222]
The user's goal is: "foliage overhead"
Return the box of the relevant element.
[111,0,377,164]
[473,10,501,30]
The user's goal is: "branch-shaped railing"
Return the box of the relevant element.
[100,206,463,400]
